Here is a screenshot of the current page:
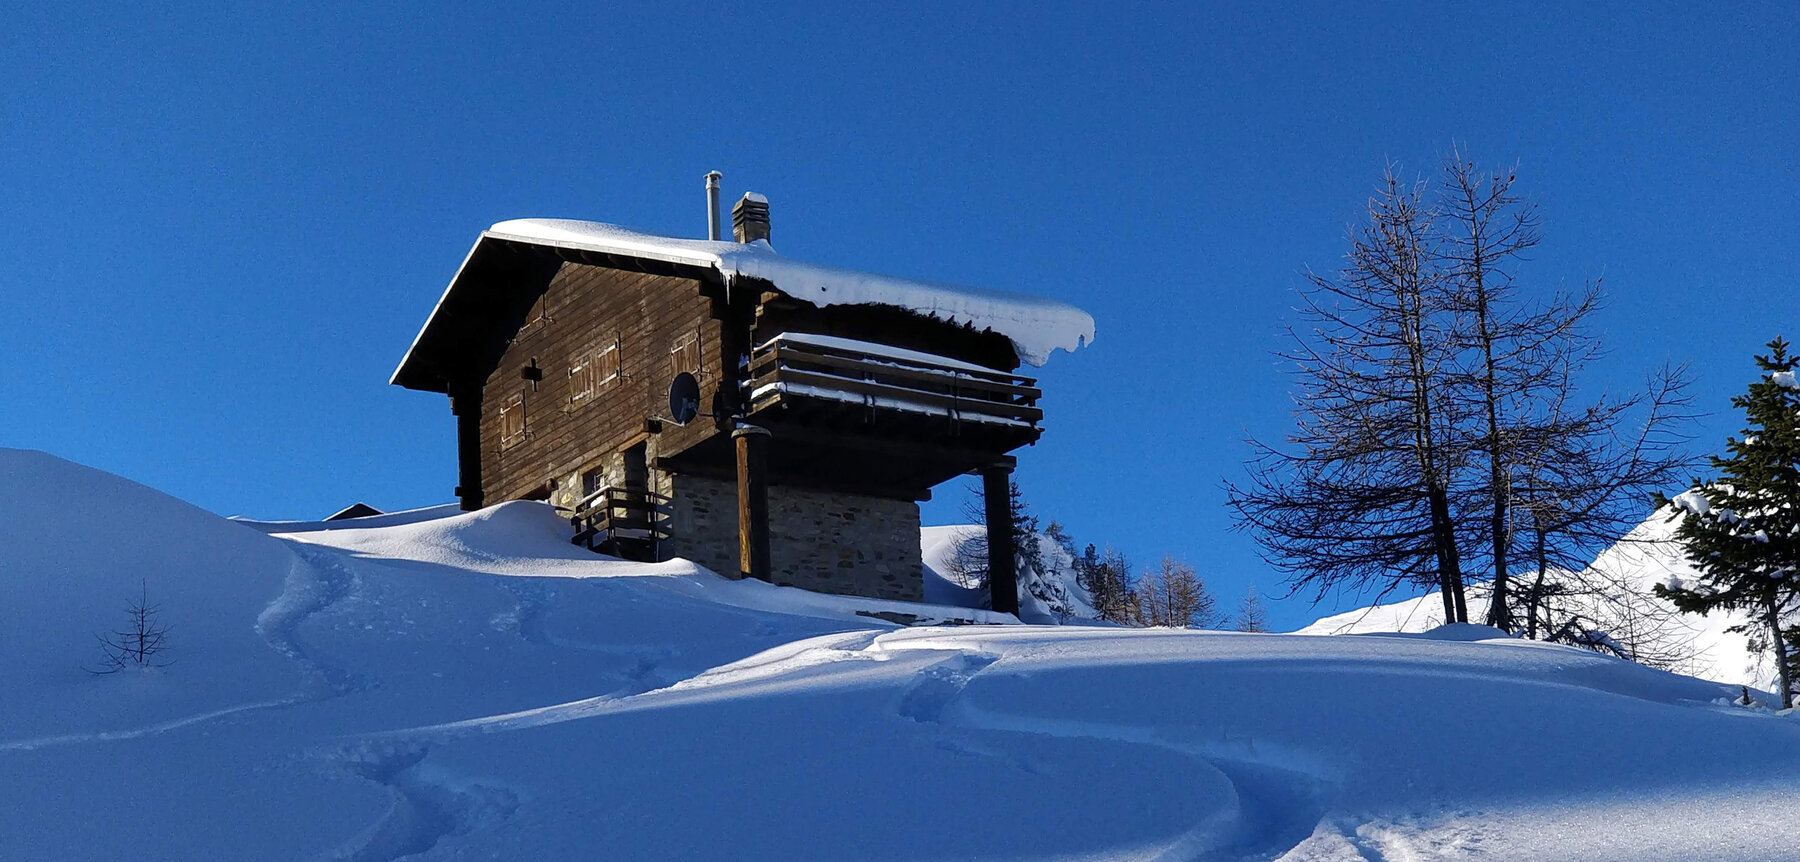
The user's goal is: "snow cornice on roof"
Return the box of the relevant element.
[483,219,1095,367]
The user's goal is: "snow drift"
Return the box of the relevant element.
[5,449,1799,861]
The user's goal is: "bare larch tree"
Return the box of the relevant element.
[1232,153,1694,642]
[1227,167,1472,621]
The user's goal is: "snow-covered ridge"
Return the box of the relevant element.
[1294,509,1767,690]
[485,218,1095,367]
[11,450,1800,860]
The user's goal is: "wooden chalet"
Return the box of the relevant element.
[391,176,1093,610]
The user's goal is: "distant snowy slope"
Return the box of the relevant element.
[1295,585,1499,641]
[232,502,464,533]
[920,522,1101,623]
[1293,511,1764,689]
[5,454,1799,860]
[921,523,986,608]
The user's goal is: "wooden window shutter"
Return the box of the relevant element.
[597,338,621,384]
[500,393,527,448]
[569,355,595,403]
[519,292,550,335]
[669,330,702,377]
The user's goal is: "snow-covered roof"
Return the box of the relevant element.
[480,219,1094,367]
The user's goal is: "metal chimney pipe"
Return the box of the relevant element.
[705,171,723,241]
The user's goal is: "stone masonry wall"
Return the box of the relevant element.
[658,473,923,602]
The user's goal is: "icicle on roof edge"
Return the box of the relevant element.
[486,219,1095,367]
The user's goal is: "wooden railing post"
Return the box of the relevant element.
[734,425,772,582]
[982,464,1019,615]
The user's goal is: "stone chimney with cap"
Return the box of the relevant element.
[732,192,770,244]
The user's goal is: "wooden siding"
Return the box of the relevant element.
[476,261,729,504]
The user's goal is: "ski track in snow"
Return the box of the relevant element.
[495,579,553,646]
[0,697,303,752]
[325,740,519,862]
[890,647,1333,861]
[315,631,895,859]
[333,631,1345,861]
[261,544,365,698]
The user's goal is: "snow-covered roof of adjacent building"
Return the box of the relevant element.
[393,218,1094,390]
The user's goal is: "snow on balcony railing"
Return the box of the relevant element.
[745,333,1042,429]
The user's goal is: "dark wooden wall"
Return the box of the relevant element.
[476,261,728,504]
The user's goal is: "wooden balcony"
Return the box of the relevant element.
[743,334,1042,446]
[569,485,667,561]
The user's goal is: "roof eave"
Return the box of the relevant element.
[482,226,724,272]
[390,233,491,392]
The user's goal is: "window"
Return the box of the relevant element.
[570,338,621,404]
[582,468,607,497]
[499,393,527,448]
[669,330,702,377]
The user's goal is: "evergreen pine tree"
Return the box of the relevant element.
[951,479,1068,617]
[1655,338,1800,708]
[1077,542,1136,624]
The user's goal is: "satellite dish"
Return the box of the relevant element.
[668,372,701,425]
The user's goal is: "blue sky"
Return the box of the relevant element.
[3,3,1795,629]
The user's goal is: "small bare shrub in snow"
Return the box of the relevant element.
[89,580,172,674]
[1235,586,1270,632]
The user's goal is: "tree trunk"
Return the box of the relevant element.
[1767,594,1793,710]
[1428,485,1467,623]
[1486,496,1510,630]
[1452,569,1469,623]
[1474,252,1512,632]
[1525,526,1549,640]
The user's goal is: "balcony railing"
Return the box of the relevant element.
[569,485,667,560]
[745,333,1042,430]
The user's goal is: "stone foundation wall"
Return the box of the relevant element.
[658,474,923,602]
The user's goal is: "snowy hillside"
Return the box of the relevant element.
[921,523,1102,624]
[1294,512,1766,690]
[5,448,1800,861]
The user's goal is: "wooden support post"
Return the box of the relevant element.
[449,386,484,512]
[982,464,1019,616]
[734,425,772,582]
